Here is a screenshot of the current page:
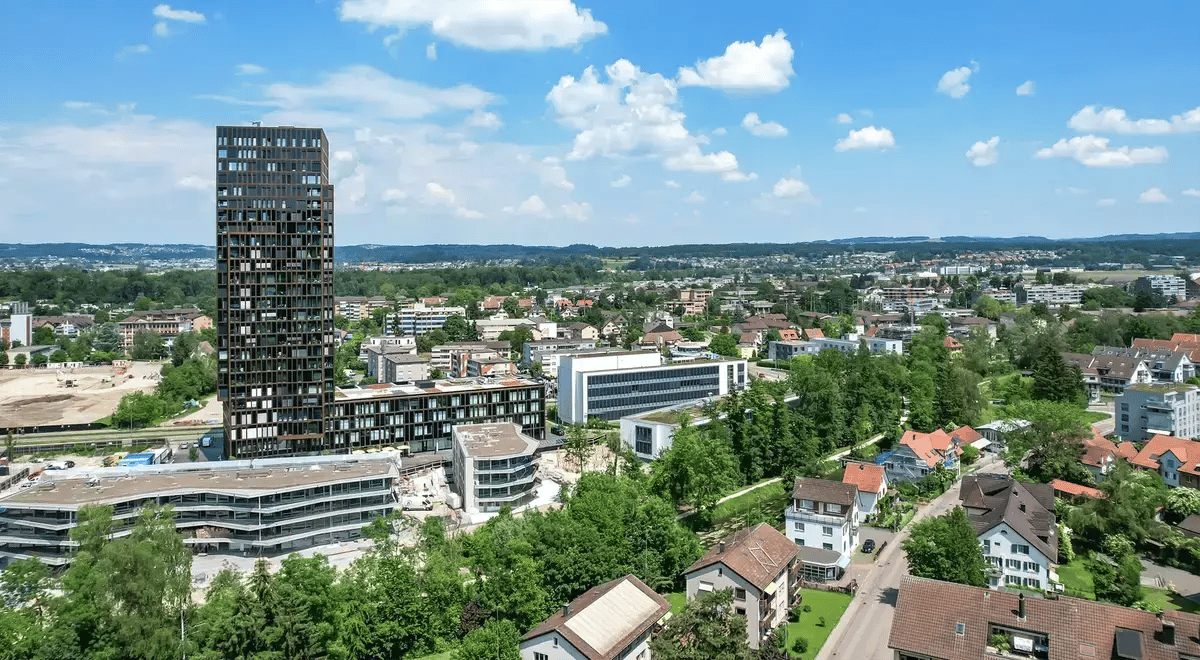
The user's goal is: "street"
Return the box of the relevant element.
[815,453,1005,660]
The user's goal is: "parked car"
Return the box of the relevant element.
[179,441,189,450]
[551,425,565,435]
[862,539,876,554]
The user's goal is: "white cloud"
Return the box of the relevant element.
[1067,105,1200,135]
[154,21,170,37]
[937,63,977,99]
[153,4,205,22]
[835,113,853,124]
[548,58,748,178]
[676,30,795,93]
[518,194,548,214]
[116,44,150,60]
[684,190,706,204]
[424,181,483,218]
[771,177,816,202]
[664,180,681,188]
[711,127,727,136]
[610,174,631,188]
[741,112,788,138]
[965,136,999,167]
[339,0,607,51]
[426,43,437,60]
[1016,80,1035,96]
[1096,198,1116,207]
[465,110,502,129]
[539,157,574,190]
[1034,135,1168,167]
[721,171,757,182]
[236,63,266,75]
[1138,187,1170,203]
[1183,188,1200,197]
[835,126,896,152]
[561,201,593,222]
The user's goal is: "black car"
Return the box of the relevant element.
[551,425,565,436]
[862,539,877,553]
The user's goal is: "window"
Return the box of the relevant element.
[1005,575,1021,585]
[1023,577,1041,589]
[1014,544,1030,555]
[822,526,833,537]
[955,622,966,636]
[981,540,991,553]
[734,588,746,600]
[635,426,653,454]
[535,654,548,660]
[793,521,805,532]
[823,543,833,550]
[1006,558,1022,569]
[736,607,746,616]
[987,556,1002,567]
[1024,561,1039,573]
[795,539,805,546]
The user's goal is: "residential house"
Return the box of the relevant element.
[1050,479,1105,500]
[877,428,961,483]
[1132,334,1200,364]
[841,462,889,523]
[974,419,1031,453]
[1093,345,1195,383]
[777,328,800,342]
[1176,514,1200,539]
[597,313,627,339]
[803,327,825,340]
[683,523,799,649]
[429,341,509,371]
[1063,352,1153,400]
[1116,384,1200,442]
[889,574,1200,660]
[944,336,963,353]
[960,475,1057,590]
[638,325,683,351]
[1080,426,1137,482]
[785,478,858,581]
[1130,434,1200,489]
[33,315,94,337]
[519,574,669,660]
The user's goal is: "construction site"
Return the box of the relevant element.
[0,361,163,429]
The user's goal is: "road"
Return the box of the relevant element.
[815,453,1007,660]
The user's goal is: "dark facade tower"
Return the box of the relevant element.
[216,126,335,458]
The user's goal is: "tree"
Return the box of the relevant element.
[1165,488,1200,521]
[973,294,1003,320]
[443,314,477,341]
[4,431,13,462]
[1002,401,1094,484]
[650,422,740,517]
[458,619,521,660]
[170,331,199,367]
[0,352,7,368]
[430,366,445,379]
[0,557,50,609]
[32,325,57,346]
[93,309,110,324]
[960,444,981,465]
[130,330,166,360]
[13,353,26,368]
[93,323,122,354]
[902,507,988,587]
[508,325,534,358]
[650,588,749,660]
[564,424,594,471]
[49,348,69,363]
[1031,342,1085,405]
[708,331,739,358]
[114,391,170,428]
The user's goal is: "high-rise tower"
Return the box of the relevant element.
[216,126,335,458]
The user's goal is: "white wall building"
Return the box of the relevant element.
[785,478,858,581]
[961,476,1058,590]
[451,423,539,514]
[1116,384,1200,443]
[519,574,669,660]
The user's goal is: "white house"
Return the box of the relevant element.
[960,476,1058,590]
[841,462,888,523]
[520,574,669,660]
[785,478,858,582]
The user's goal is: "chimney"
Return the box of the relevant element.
[1018,593,1026,619]
[1162,620,1176,646]
[562,603,571,617]
[719,541,726,553]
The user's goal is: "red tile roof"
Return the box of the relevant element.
[684,523,799,591]
[778,329,800,341]
[804,327,824,340]
[1050,479,1105,499]
[1131,434,1200,475]
[842,462,887,493]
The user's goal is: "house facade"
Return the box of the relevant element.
[841,462,888,523]
[785,478,858,581]
[960,476,1058,590]
[683,523,799,649]
[520,574,669,660]
[1130,434,1200,489]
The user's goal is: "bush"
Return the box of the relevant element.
[792,637,809,654]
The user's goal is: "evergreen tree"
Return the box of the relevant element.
[902,507,988,587]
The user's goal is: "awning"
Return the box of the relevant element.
[763,581,778,596]
[837,553,852,569]
[970,439,992,450]
[697,582,714,592]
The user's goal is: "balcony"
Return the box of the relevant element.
[788,507,851,526]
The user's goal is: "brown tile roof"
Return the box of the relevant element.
[793,477,858,506]
[889,575,1200,660]
[949,425,984,446]
[959,476,1056,562]
[863,326,879,338]
[1177,513,1200,537]
[684,523,799,591]
[1080,426,1136,467]
[841,462,886,494]
[1050,479,1105,499]
[778,329,800,341]
[522,574,669,660]
[1131,434,1200,475]
[944,336,962,350]
[804,327,825,340]
[1133,337,1200,363]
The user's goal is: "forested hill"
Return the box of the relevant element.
[3,231,1200,265]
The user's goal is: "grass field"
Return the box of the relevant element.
[687,479,789,541]
[1080,410,1111,424]
[1056,558,1095,599]
[783,589,854,659]
[410,651,455,660]
[665,591,687,614]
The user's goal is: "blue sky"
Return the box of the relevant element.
[0,1,1197,247]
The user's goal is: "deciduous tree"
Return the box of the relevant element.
[902,506,987,587]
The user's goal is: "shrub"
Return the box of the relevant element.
[792,637,809,654]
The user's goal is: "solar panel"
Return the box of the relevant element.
[1114,628,1144,660]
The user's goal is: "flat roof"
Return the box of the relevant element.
[1,461,396,509]
[334,377,541,400]
[454,423,538,458]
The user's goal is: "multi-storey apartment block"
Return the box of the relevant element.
[451,422,539,513]
[961,476,1057,590]
[216,125,335,459]
[385,302,467,336]
[118,308,213,348]
[1115,384,1200,442]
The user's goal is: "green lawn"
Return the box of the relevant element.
[1056,558,1095,599]
[665,591,687,614]
[688,479,788,533]
[409,651,455,660]
[782,589,853,659]
[1143,587,1200,614]
[1080,410,1111,424]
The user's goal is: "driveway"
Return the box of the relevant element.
[1141,558,1200,600]
[815,481,963,660]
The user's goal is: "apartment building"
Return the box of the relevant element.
[335,296,391,322]
[366,350,429,383]
[451,423,539,514]
[430,341,510,371]
[1092,345,1195,383]
[1135,274,1188,301]
[889,575,1200,660]
[677,288,713,316]
[1022,283,1089,306]
[216,125,335,459]
[522,338,598,369]
[767,337,902,361]
[0,454,398,568]
[520,574,669,660]
[557,352,746,423]
[358,335,416,362]
[386,302,467,336]
[683,523,799,650]
[466,356,515,378]
[1115,384,1200,443]
[785,478,858,581]
[325,378,545,454]
[118,308,213,348]
[961,476,1057,590]
[1064,352,1153,400]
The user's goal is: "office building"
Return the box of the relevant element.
[216,125,335,459]
[326,378,545,454]
[557,352,747,423]
[451,422,539,514]
[1115,384,1200,443]
[521,338,597,369]
[1135,275,1188,301]
[2,302,32,348]
[0,454,398,568]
